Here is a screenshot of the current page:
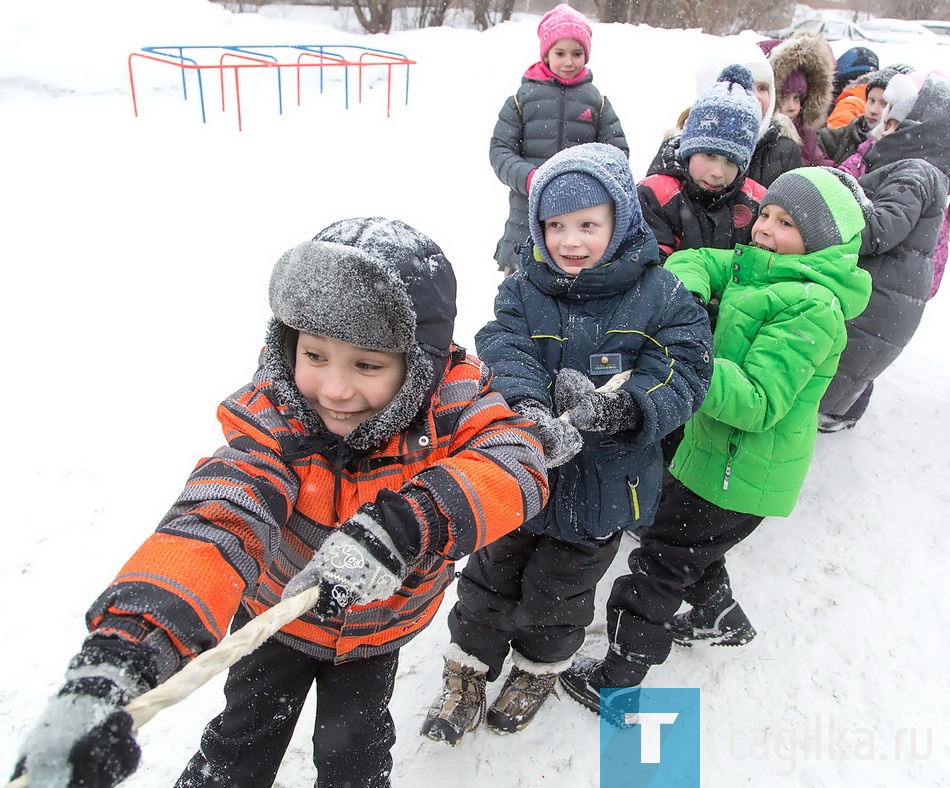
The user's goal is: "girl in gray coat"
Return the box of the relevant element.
[489,4,628,274]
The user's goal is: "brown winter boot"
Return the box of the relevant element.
[486,653,568,733]
[420,646,488,746]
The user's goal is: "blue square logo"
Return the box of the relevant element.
[600,687,700,787]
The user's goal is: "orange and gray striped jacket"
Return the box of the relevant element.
[86,348,548,677]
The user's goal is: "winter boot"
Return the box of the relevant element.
[671,599,756,647]
[486,652,566,734]
[559,656,644,728]
[818,411,858,433]
[420,645,488,746]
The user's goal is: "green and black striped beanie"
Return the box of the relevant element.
[762,167,872,253]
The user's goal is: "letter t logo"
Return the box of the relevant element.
[633,712,680,763]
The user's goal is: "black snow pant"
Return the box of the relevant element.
[175,607,398,788]
[447,527,623,681]
[603,474,763,682]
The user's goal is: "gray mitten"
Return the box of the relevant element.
[14,637,157,788]
[515,400,584,468]
[555,368,643,435]
[283,494,420,617]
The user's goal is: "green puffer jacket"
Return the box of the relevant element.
[665,241,872,516]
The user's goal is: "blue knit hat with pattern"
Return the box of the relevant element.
[538,172,611,220]
[680,64,761,173]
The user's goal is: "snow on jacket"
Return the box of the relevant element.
[85,222,549,679]
[821,158,948,414]
[638,138,766,261]
[489,62,628,271]
[665,241,872,516]
[477,144,712,544]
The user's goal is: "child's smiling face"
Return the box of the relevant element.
[752,204,806,255]
[544,38,586,80]
[542,202,614,274]
[294,333,407,436]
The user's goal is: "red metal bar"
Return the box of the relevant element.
[295,51,352,107]
[356,51,414,111]
[128,47,415,130]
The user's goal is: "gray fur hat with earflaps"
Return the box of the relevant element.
[262,217,457,451]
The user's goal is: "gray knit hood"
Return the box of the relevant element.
[262,217,457,451]
[528,142,644,273]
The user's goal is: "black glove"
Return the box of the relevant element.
[555,368,642,435]
[694,293,719,333]
[14,637,158,788]
[283,493,420,617]
[515,400,583,468]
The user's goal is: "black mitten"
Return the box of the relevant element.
[283,493,421,616]
[555,368,642,435]
[515,400,584,468]
[14,637,158,788]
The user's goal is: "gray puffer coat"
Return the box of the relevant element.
[489,63,628,272]
[821,158,948,414]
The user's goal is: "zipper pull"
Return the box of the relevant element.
[723,464,732,490]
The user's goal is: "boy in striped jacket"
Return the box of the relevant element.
[13,218,549,788]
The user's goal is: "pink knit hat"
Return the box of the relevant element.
[538,4,592,62]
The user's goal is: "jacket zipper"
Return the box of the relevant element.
[628,476,641,520]
[723,429,741,490]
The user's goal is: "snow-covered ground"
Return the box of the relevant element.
[1,2,948,785]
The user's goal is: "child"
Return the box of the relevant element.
[820,74,950,432]
[419,142,713,744]
[559,168,873,719]
[12,219,549,787]
[638,64,766,262]
[762,35,836,167]
[647,41,802,189]
[825,46,880,127]
[819,67,896,164]
[836,71,920,178]
[489,3,628,274]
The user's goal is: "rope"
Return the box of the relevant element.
[9,585,321,787]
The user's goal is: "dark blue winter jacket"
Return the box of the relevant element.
[476,143,713,545]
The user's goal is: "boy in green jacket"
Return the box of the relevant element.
[560,167,874,718]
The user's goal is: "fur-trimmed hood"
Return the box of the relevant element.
[770,110,802,145]
[768,34,835,129]
[261,218,457,452]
